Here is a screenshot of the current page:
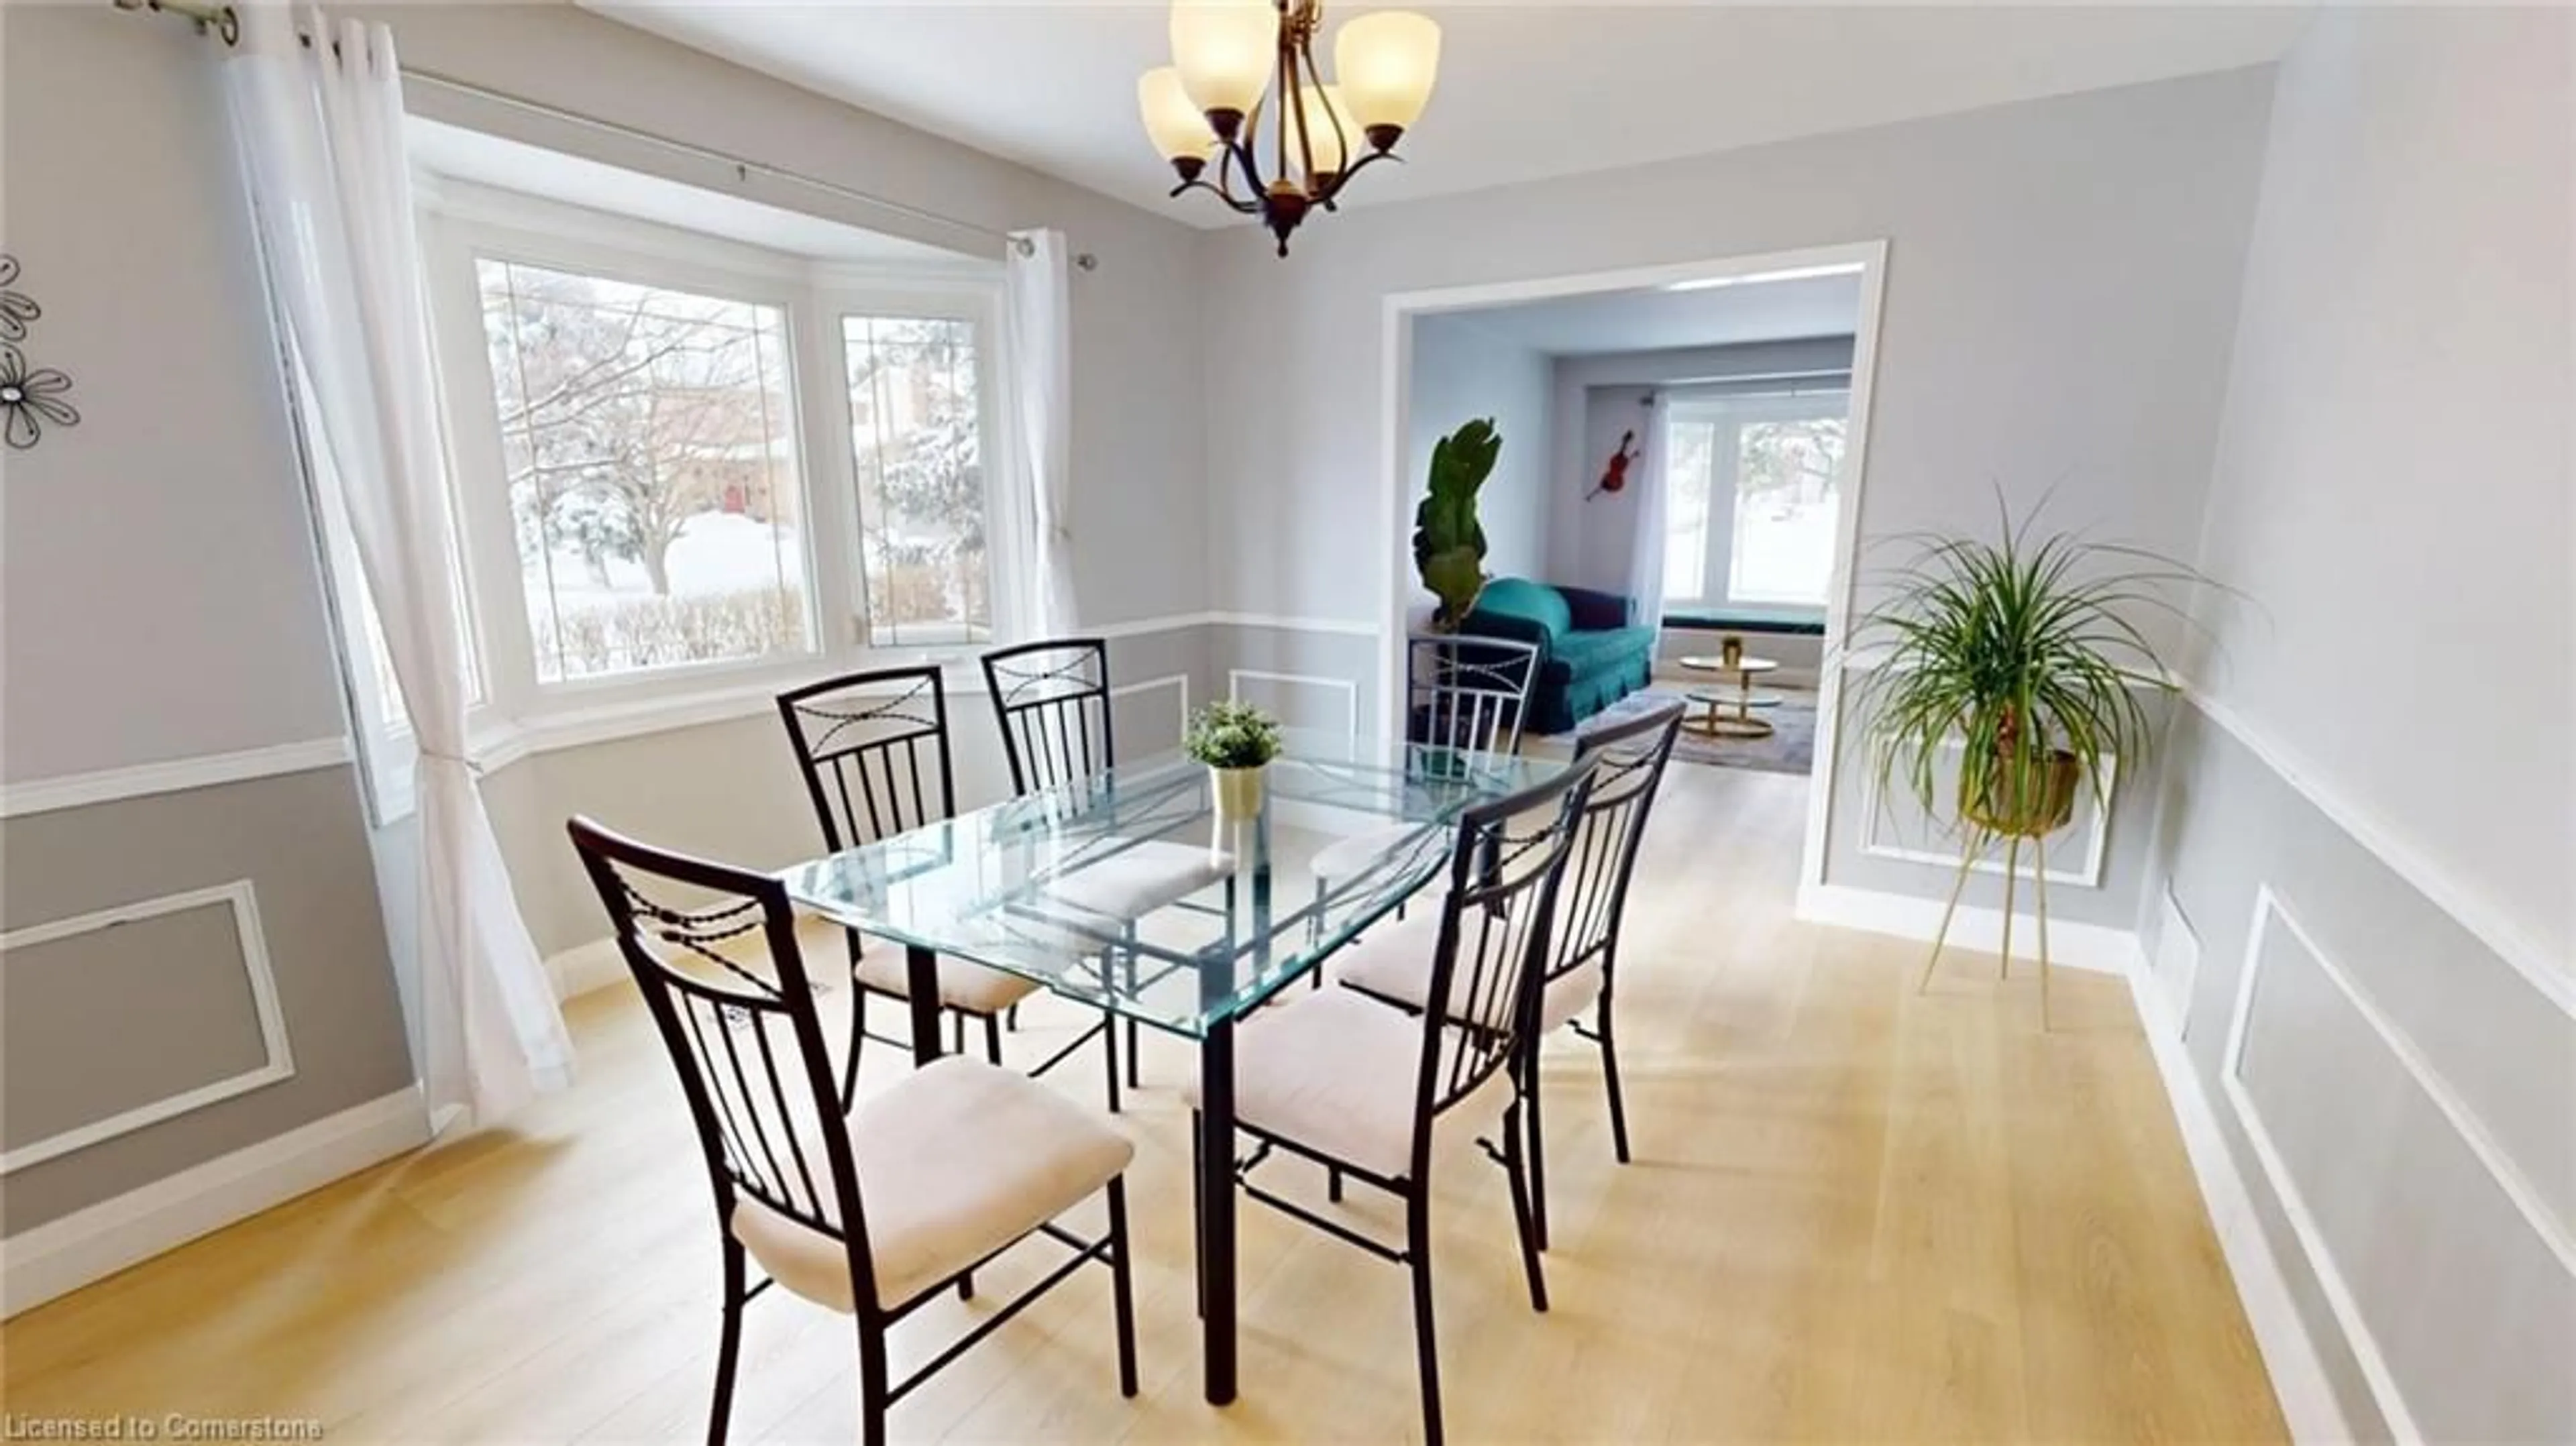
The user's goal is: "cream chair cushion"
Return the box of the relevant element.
[1183,987,1514,1180]
[850,948,1041,1016]
[1309,822,1445,886]
[729,1056,1132,1313]
[1047,838,1232,921]
[1334,911,1605,1036]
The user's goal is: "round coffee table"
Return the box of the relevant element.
[1677,654,1780,738]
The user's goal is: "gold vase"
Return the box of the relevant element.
[1961,748,2082,838]
[1210,765,1266,820]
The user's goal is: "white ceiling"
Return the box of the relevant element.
[406,115,977,265]
[586,3,2310,224]
[1444,270,1862,357]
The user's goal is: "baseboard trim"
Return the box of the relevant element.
[543,936,631,1002]
[2127,971,2353,1442]
[1794,881,2140,974]
[1,1087,429,1318]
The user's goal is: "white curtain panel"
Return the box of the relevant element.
[1624,394,1672,635]
[226,5,573,1129]
[1004,229,1078,635]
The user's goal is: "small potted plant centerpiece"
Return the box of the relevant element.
[1187,700,1285,821]
[1847,498,2210,1025]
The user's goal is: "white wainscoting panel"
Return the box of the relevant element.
[2222,885,2576,1444]
[0,882,296,1176]
[1227,669,1360,743]
[1856,740,2116,887]
[1109,673,1191,755]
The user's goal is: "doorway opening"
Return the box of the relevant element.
[1380,243,1888,893]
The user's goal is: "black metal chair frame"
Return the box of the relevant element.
[1345,702,1686,1254]
[567,817,1138,1446]
[777,665,1112,1106]
[1195,760,1598,1446]
[1525,699,1686,1248]
[980,638,1209,1101]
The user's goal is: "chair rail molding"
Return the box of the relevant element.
[2221,883,2576,1445]
[0,738,353,820]
[0,881,297,1176]
[2188,687,2572,1018]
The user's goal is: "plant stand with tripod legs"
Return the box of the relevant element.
[1918,818,2061,1030]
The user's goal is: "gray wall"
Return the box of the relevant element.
[1200,68,2275,925]
[0,7,414,1233]
[2141,9,2575,1441]
[1407,314,1552,582]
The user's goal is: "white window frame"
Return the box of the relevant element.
[1660,380,1851,616]
[398,180,1020,779]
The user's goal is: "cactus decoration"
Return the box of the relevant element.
[1411,418,1500,631]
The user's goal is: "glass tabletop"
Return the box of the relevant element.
[779,730,1568,1037]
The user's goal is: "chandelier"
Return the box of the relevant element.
[1138,0,1441,256]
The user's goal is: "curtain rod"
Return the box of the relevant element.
[109,0,1097,268]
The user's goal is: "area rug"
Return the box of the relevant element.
[1562,685,1818,775]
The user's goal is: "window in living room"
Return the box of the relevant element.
[1662,384,1850,612]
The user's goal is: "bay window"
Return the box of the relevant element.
[360,178,1017,805]
[1661,384,1850,612]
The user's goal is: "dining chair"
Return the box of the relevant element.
[778,665,1116,1108]
[1303,632,1548,939]
[568,816,1138,1446]
[1185,757,1597,1446]
[1404,631,1543,754]
[979,637,1119,795]
[1337,699,1686,1249]
[982,637,1224,1092]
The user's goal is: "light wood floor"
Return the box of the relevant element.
[0,764,2283,1443]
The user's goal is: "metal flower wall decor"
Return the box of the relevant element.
[0,254,78,450]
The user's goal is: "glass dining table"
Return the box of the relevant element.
[780,728,1568,1405]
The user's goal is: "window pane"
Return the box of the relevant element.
[1662,420,1715,604]
[844,315,989,649]
[476,258,811,682]
[1727,409,1845,606]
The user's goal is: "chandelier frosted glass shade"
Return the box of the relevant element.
[1138,1,1440,255]
[1171,0,1279,123]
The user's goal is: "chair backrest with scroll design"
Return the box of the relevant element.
[568,818,880,1317]
[980,638,1116,797]
[777,665,959,850]
[1405,757,1598,1178]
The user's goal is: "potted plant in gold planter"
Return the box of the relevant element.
[1848,501,2203,1025]
[1187,699,1285,820]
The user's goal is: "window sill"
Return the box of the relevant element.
[466,655,1001,777]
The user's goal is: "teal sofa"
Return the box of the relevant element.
[1458,577,1656,735]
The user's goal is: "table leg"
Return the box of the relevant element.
[1198,1016,1237,1405]
[904,944,942,1068]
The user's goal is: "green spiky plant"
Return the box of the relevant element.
[1846,498,2206,837]
[1413,419,1501,630]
